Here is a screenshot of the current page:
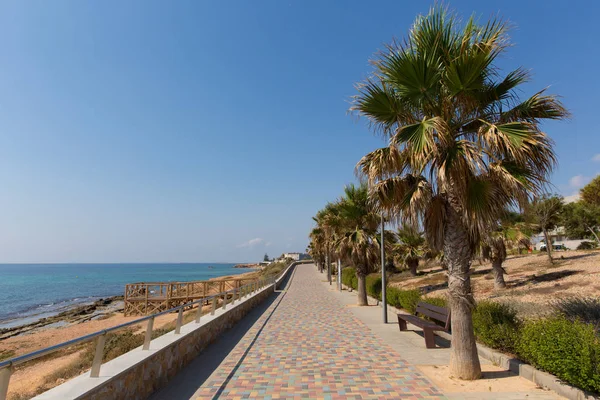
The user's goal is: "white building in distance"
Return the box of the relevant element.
[282,252,308,261]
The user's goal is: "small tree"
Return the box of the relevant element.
[526,195,563,263]
[562,202,600,243]
[263,253,270,262]
[393,224,426,276]
[580,175,600,207]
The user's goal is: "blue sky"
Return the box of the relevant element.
[0,1,597,263]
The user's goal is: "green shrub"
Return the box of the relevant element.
[262,260,289,277]
[577,241,598,250]
[341,267,357,290]
[366,274,382,300]
[398,290,422,314]
[472,301,520,353]
[517,317,600,393]
[386,286,401,308]
[385,286,421,313]
[424,296,447,308]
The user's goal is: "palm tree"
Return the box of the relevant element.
[335,184,381,306]
[504,219,533,255]
[482,211,533,289]
[481,233,508,289]
[308,227,326,273]
[352,6,568,379]
[313,203,341,283]
[393,224,426,276]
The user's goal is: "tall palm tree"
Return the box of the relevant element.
[335,184,381,306]
[393,224,427,276]
[308,227,326,273]
[313,204,339,283]
[352,6,567,379]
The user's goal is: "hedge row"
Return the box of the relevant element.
[341,266,600,394]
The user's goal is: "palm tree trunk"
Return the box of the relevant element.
[407,258,419,276]
[356,268,368,306]
[444,198,481,380]
[491,258,506,289]
[543,229,553,264]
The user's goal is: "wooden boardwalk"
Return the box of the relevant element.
[124,276,257,316]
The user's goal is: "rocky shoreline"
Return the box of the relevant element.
[0,269,258,341]
[233,263,262,269]
[0,296,124,340]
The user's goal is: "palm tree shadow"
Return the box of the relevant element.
[558,252,597,261]
[509,269,581,289]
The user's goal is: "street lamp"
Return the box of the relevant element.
[381,213,387,324]
[337,258,342,291]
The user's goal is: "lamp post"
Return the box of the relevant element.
[381,213,387,324]
[337,259,342,291]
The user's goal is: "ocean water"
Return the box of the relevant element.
[0,263,250,329]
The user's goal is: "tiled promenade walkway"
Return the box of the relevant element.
[184,263,443,399]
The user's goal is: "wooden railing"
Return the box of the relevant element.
[124,276,257,316]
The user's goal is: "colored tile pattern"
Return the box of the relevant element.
[195,264,444,399]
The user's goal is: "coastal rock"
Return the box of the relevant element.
[233,263,260,269]
[0,296,125,340]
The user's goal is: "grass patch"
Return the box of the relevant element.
[260,260,290,278]
[0,349,15,362]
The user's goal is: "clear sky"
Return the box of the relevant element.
[0,1,598,263]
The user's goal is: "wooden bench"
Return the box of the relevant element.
[397,302,450,348]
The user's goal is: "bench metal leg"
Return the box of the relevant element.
[423,329,436,348]
[397,316,407,331]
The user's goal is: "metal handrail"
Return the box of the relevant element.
[0,260,299,400]
[0,278,268,370]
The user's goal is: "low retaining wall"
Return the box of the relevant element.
[35,262,300,400]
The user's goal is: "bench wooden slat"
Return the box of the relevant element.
[415,308,448,323]
[416,303,448,317]
[397,301,451,348]
[397,314,445,330]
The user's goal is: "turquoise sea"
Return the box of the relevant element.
[0,263,250,329]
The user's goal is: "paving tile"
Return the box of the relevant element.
[194,264,444,399]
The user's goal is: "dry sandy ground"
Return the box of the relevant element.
[8,351,84,398]
[2,311,183,400]
[394,249,600,317]
[418,364,562,398]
